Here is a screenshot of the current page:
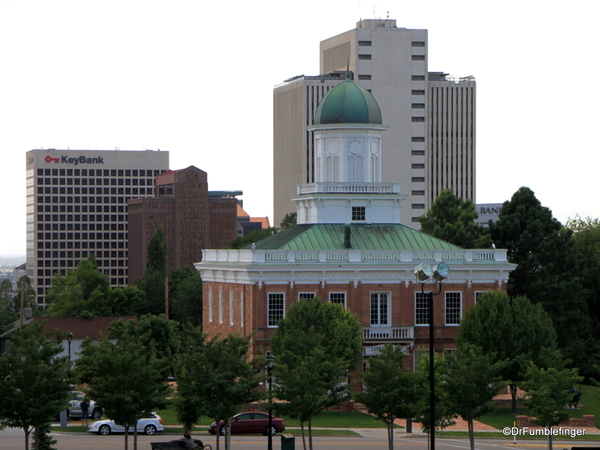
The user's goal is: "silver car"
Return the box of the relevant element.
[88,412,164,435]
[66,391,103,420]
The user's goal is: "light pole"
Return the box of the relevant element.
[414,262,450,450]
[67,332,74,361]
[266,354,276,450]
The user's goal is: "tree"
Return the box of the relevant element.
[45,254,147,317]
[168,267,203,327]
[107,315,181,379]
[270,297,363,450]
[279,212,297,230]
[418,189,492,248]
[174,330,262,450]
[414,352,456,434]
[565,216,600,381]
[457,291,557,412]
[0,322,72,450]
[489,187,588,347]
[354,344,425,450]
[520,363,583,450]
[75,334,169,450]
[136,226,169,315]
[227,227,278,249]
[0,279,18,334]
[444,343,507,450]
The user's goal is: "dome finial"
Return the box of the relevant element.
[345,57,351,81]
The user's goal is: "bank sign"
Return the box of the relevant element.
[44,155,105,165]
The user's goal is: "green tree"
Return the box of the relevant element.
[354,344,425,450]
[444,343,507,450]
[0,279,18,334]
[418,189,492,248]
[135,227,169,315]
[270,297,363,450]
[227,227,278,249]
[457,291,558,412]
[279,212,297,230]
[75,334,169,450]
[490,187,588,347]
[45,254,147,317]
[107,315,181,379]
[174,330,262,450]
[415,353,456,434]
[520,363,583,450]
[168,267,203,327]
[0,322,72,450]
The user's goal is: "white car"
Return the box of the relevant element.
[88,412,164,435]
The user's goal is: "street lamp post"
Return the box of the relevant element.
[266,354,276,450]
[67,332,74,361]
[414,262,450,450]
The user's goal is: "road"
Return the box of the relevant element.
[1,427,598,450]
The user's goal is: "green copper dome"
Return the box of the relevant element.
[314,76,382,125]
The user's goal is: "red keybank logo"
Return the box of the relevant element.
[43,155,104,165]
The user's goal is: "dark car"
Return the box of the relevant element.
[208,412,285,436]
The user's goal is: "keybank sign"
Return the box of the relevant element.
[44,155,105,165]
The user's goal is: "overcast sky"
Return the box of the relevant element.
[1,0,599,256]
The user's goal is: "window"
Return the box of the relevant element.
[358,54,372,60]
[445,292,462,325]
[298,292,315,301]
[411,117,425,122]
[411,190,425,196]
[268,293,285,327]
[352,206,366,221]
[329,292,346,308]
[411,137,425,143]
[411,164,425,169]
[412,75,425,81]
[412,150,425,156]
[218,290,223,323]
[358,75,372,80]
[370,293,389,326]
[208,289,213,322]
[412,204,425,209]
[411,90,425,95]
[412,41,426,47]
[358,40,372,46]
[411,55,426,60]
[412,177,425,183]
[415,292,429,325]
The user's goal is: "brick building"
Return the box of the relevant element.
[128,166,237,283]
[195,76,514,383]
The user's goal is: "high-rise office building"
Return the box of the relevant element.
[273,19,475,227]
[25,149,169,306]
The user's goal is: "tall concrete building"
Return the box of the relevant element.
[25,149,169,306]
[273,19,476,227]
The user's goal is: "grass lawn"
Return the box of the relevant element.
[155,404,392,429]
[477,384,600,429]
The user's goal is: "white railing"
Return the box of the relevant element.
[362,327,414,340]
[298,182,400,195]
[201,248,509,264]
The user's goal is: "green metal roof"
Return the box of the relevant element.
[251,224,462,251]
[313,77,383,125]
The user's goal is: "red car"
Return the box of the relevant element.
[208,412,285,436]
